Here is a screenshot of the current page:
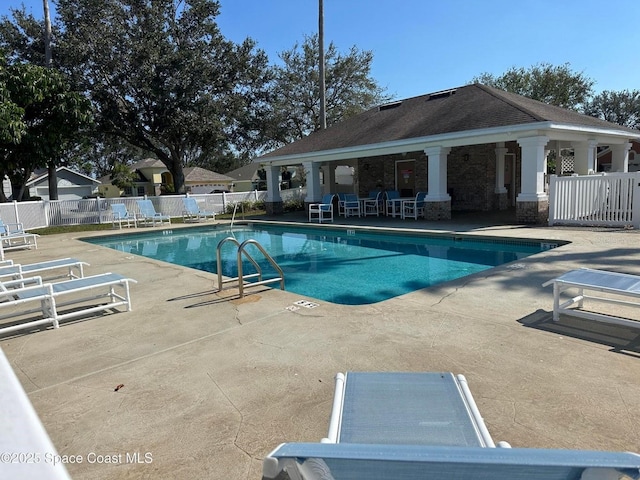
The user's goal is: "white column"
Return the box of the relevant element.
[572,140,598,175]
[494,143,508,194]
[610,143,632,172]
[517,136,549,202]
[322,163,336,195]
[424,146,451,201]
[303,161,322,203]
[265,165,282,202]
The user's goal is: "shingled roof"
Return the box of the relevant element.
[260,83,638,161]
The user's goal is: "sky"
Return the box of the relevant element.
[2,0,640,101]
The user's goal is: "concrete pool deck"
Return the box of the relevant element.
[1,213,640,479]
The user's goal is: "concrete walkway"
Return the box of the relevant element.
[1,215,639,479]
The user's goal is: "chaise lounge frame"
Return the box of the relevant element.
[0,273,137,335]
[543,268,640,330]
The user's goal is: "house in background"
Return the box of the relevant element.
[183,166,235,193]
[98,159,234,197]
[25,167,101,201]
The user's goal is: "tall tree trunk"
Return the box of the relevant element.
[44,0,58,200]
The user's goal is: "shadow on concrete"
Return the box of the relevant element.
[518,309,640,357]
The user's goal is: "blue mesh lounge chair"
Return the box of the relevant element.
[309,194,335,223]
[111,203,137,229]
[262,371,640,480]
[182,197,215,223]
[136,199,171,226]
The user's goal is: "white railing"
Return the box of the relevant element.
[0,189,306,230]
[549,173,640,228]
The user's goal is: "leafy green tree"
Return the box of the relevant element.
[109,161,136,191]
[583,89,640,130]
[56,0,273,194]
[270,34,391,145]
[473,62,595,111]
[0,61,92,200]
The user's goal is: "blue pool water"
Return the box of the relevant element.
[84,224,559,305]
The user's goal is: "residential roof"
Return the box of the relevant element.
[224,163,263,182]
[183,167,234,183]
[26,167,101,186]
[130,158,166,170]
[259,83,640,161]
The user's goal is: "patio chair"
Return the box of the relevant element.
[336,193,347,217]
[384,190,400,216]
[0,272,137,335]
[342,194,361,218]
[111,203,137,229]
[136,199,171,227]
[262,371,640,480]
[309,194,335,223]
[0,258,88,283]
[182,197,215,223]
[0,218,38,252]
[362,191,382,217]
[402,192,427,220]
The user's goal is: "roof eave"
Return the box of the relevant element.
[261,122,640,165]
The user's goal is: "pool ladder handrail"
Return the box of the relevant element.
[216,237,285,298]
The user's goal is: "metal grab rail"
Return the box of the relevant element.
[216,237,285,298]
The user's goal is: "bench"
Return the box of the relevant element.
[542,268,640,329]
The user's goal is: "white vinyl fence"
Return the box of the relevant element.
[549,172,640,228]
[0,189,306,230]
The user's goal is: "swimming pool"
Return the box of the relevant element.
[84,224,561,305]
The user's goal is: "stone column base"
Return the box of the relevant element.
[265,201,284,215]
[424,200,451,220]
[516,199,549,224]
[495,192,509,210]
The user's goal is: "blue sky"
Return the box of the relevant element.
[3,0,639,101]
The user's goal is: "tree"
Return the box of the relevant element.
[583,90,640,130]
[56,0,273,194]
[0,61,92,200]
[270,34,390,145]
[109,161,136,191]
[473,62,595,111]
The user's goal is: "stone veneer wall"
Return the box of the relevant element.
[265,201,283,215]
[516,199,549,224]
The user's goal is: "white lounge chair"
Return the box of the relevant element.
[111,203,137,229]
[262,371,640,480]
[263,443,640,480]
[0,273,137,335]
[309,194,335,223]
[0,218,38,252]
[136,199,171,226]
[0,258,88,283]
[543,268,640,330]
[182,197,215,223]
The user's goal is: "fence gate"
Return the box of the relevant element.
[549,172,640,228]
